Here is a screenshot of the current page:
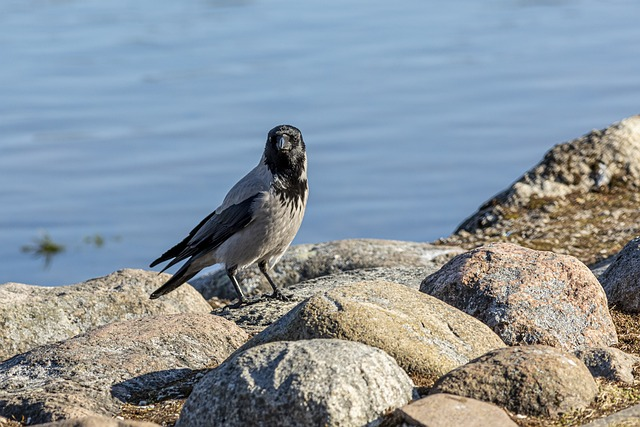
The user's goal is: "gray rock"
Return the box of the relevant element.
[0,269,211,362]
[600,236,640,312]
[396,393,517,427]
[215,266,442,335]
[431,345,598,417]
[421,243,618,351]
[579,403,640,426]
[0,314,248,424]
[457,115,640,232]
[191,239,463,299]
[575,347,639,384]
[238,280,505,386]
[590,256,616,280]
[33,416,160,427]
[176,339,416,427]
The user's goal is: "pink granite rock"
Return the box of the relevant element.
[421,242,617,351]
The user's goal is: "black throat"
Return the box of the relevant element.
[264,151,307,211]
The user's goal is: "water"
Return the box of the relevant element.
[1,0,639,286]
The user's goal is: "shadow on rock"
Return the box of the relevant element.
[111,368,209,404]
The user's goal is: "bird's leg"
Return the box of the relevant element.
[224,267,263,309]
[259,261,291,301]
[227,267,248,307]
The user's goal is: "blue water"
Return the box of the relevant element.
[1,0,639,286]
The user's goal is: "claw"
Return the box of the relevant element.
[267,290,292,302]
[258,260,292,302]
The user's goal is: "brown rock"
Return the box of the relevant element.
[0,314,248,424]
[420,243,617,351]
[0,269,211,361]
[239,280,505,386]
[431,345,598,417]
[397,393,517,427]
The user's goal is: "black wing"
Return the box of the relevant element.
[149,194,258,271]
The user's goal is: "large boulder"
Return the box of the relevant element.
[431,345,598,417]
[215,266,446,335]
[599,236,640,312]
[192,239,462,299]
[176,339,416,427]
[239,280,505,386]
[421,243,617,351]
[0,314,248,424]
[0,269,211,361]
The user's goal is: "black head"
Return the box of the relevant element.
[264,124,306,177]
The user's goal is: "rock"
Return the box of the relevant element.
[431,345,598,417]
[238,280,505,386]
[420,243,617,351]
[456,115,640,233]
[0,269,211,362]
[216,266,444,335]
[590,255,616,280]
[0,314,248,424]
[396,393,517,427]
[579,403,640,427]
[600,237,640,312]
[33,416,160,427]
[575,347,638,384]
[191,239,463,299]
[176,339,416,427]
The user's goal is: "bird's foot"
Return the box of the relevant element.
[267,289,292,302]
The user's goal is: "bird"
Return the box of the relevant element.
[149,124,308,306]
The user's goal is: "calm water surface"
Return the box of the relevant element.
[1,0,639,285]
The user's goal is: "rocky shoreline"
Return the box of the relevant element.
[439,115,640,267]
[2,115,640,427]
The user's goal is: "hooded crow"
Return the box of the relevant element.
[149,124,308,305]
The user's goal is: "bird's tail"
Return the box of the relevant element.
[150,262,198,299]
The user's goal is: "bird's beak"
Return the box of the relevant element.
[277,135,292,152]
